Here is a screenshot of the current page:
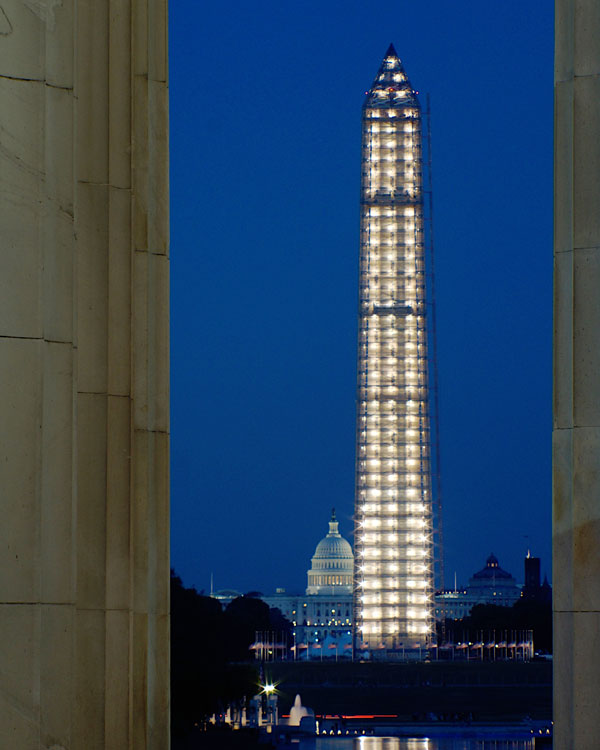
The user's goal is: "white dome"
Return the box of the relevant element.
[313,533,353,562]
[306,509,354,595]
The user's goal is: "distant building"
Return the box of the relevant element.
[435,553,521,621]
[211,588,242,607]
[306,509,354,595]
[434,589,471,621]
[521,552,552,603]
[467,553,521,604]
[524,552,541,590]
[262,510,354,657]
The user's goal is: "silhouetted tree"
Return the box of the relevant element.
[171,571,228,736]
[439,598,552,654]
[170,571,293,742]
[226,595,271,651]
[269,606,294,642]
[512,597,552,653]
[225,596,293,661]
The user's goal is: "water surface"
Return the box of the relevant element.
[297,739,534,750]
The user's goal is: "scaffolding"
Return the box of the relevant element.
[424,95,446,634]
[353,45,435,656]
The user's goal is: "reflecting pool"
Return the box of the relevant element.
[296,739,536,750]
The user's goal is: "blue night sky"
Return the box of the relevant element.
[170,1,553,596]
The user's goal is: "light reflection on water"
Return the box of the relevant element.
[297,739,534,750]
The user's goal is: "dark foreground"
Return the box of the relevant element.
[268,661,552,721]
[173,661,552,748]
[174,725,552,749]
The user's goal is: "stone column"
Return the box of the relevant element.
[0,1,169,747]
[554,2,600,748]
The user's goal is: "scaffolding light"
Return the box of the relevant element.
[355,45,435,657]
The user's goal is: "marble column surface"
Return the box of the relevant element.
[554,1,600,748]
[0,0,170,747]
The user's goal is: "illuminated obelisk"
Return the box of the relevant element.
[353,45,435,656]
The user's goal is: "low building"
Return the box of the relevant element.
[211,588,243,607]
[434,589,471,621]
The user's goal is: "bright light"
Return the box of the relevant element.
[355,50,434,652]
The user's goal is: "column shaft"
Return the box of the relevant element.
[554,1,600,747]
[0,0,169,747]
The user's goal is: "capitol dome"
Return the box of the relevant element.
[306,509,354,595]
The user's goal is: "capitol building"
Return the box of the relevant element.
[261,510,354,655]
[211,516,543,659]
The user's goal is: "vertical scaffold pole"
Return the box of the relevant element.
[425,94,445,637]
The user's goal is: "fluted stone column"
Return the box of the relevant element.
[0,1,169,747]
[554,2,600,747]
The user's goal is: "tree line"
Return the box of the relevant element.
[170,570,292,739]
[437,596,552,654]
